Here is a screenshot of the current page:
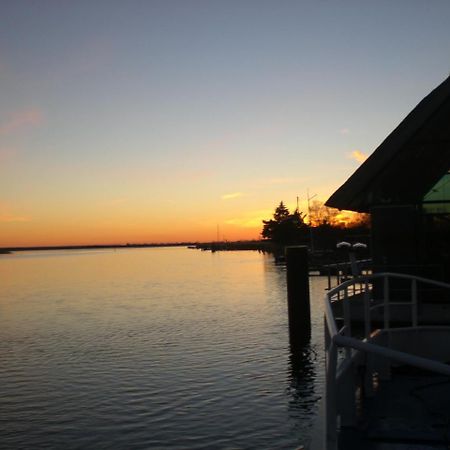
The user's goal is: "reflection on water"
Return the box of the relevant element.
[0,248,325,449]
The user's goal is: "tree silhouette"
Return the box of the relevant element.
[262,201,308,245]
[273,201,290,222]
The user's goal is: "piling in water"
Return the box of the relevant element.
[286,245,311,346]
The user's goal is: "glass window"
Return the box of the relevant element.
[423,172,450,214]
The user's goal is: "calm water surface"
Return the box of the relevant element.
[0,247,326,449]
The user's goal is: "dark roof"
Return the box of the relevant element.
[326,76,450,212]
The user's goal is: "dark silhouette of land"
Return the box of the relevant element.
[0,241,276,254]
[0,242,195,253]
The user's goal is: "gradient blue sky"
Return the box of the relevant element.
[1,0,449,245]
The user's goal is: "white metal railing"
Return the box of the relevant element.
[323,272,450,450]
[324,259,372,291]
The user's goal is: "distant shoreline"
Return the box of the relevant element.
[0,243,195,253]
[0,241,268,253]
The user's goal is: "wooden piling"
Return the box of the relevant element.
[286,245,311,345]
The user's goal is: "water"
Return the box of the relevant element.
[0,247,326,449]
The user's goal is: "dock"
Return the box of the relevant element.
[339,368,450,449]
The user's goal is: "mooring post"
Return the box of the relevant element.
[286,245,311,345]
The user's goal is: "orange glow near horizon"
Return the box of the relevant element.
[0,198,370,247]
[333,210,368,227]
[0,227,263,247]
[0,191,302,247]
[0,197,368,248]
[0,213,264,247]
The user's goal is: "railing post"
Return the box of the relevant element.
[336,264,340,292]
[364,280,370,339]
[412,279,418,327]
[325,342,338,450]
[364,353,375,397]
[338,366,357,427]
[324,314,331,350]
[383,275,390,330]
[343,287,351,359]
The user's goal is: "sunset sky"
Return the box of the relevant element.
[1,1,450,246]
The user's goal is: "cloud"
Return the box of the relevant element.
[0,108,44,135]
[0,202,31,223]
[221,192,244,200]
[339,128,350,135]
[348,150,368,163]
[0,212,30,223]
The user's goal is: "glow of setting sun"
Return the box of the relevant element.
[1,2,448,247]
[334,210,363,227]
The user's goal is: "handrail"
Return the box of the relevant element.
[334,334,450,377]
[324,293,338,337]
[328,271,450,295]
[323,272,450,450]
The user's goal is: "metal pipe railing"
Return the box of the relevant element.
[323,272,450,450]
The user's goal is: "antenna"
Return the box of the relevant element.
[307,189,317,253]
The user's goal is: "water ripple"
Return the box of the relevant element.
[0,248,325,449]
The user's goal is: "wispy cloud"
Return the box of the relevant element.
[0,202,31,223]
[0,108,44,135]
[339,128,350,135]
[348,150,368,163]
[0,212,30,223]
[221,192,244,200]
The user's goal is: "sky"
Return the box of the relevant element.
[1,0,450,246]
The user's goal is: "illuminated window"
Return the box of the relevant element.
[423,171,450,214]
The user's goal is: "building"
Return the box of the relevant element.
[326,76,450,283]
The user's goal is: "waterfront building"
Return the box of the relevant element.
[327,75,450,283]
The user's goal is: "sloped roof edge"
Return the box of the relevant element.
[326,75,450,212]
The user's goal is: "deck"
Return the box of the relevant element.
[339,368,450,449]
[319,272,450,450]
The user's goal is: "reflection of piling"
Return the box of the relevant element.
[286,246,311,345]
